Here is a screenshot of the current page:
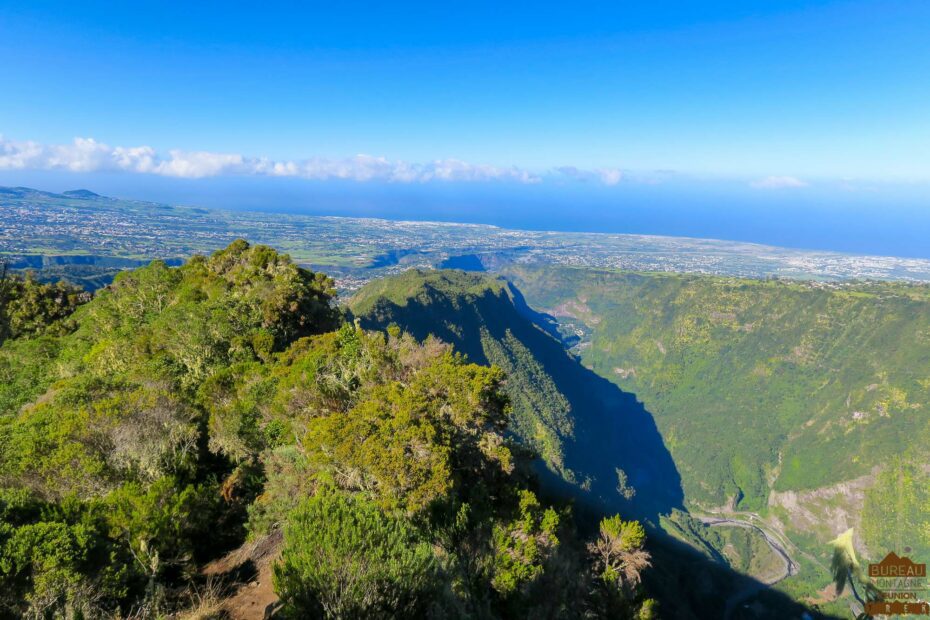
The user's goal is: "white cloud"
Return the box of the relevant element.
[598,168,623,186]
[554,166,624,185]
[0,135,546,184]
[0,134,656,186]
[750,175,808,189]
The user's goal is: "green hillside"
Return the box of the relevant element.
[0,244,669,619]
[501,264,930,600]
[349,271,572,476]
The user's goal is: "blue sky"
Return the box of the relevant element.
[1,0,930,255]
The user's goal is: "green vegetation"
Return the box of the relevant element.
[0,240,339,617]
[503,264,930,606]
[0,243,657,619]
[0,269,89,344]
[861,457,930,561]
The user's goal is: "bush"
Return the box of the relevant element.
[273,491,438,618]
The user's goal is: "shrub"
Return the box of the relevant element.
[491,490,560,598]
[273,491,438,618]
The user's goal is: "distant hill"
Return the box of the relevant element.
[0,186,104,200]
[62,189,101,199]
[0,186,60,199]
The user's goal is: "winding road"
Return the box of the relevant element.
[697,515,800,618]
[699,516,799,583]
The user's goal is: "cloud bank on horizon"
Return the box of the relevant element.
[750,175,809,190]
[0,134,645,186]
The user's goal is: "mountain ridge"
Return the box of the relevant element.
[349,269,686,524]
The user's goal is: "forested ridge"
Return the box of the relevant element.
[348,270,685,524]
[0,242,657,619]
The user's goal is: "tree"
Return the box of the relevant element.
[590,516,650,597]
[297,328,515,516]
[0,270,88,345]
[491,490,560,600]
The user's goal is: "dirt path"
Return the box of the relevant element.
[202,530,283,620]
